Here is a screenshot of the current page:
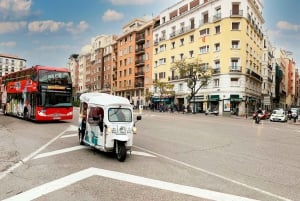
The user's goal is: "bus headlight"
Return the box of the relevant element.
[106,127,112,134]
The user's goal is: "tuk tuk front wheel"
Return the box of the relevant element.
[79,130,85,145]
[116,142,127,162]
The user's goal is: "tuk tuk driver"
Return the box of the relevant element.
[95,107,104,132]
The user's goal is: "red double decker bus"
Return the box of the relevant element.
[1,65,73,121]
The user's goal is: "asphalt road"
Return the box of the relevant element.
[0,109,299,201]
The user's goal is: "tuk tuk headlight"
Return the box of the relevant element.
[133,127,137,134]
[106,127,117,135]
[106,127,112,134]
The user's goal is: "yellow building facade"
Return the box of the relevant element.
[153,0,264,116]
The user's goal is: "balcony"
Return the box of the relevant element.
[135,71,145,77]
[135,47,145,55]
[212,68,220,74]
[213,13,221,22]
[135,59,145,66]
[136,34,145,43]
[230,10,243,17]
[170,25,196,39]
[135,82,144,88]
[229,66,242,73]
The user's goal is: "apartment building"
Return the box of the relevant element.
[274,49,298,108]
[67,54,79,99]
[115,18,154,106]
[0,54,26,77]
[261,35,275,111]
[153,0,265,116]
[72,35,117,94]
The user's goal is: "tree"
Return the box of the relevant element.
[171,59,212,112]
[153,80,175,104]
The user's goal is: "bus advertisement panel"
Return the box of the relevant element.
[1,65,73,121]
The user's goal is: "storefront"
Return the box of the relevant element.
[189,95,205,113]
[208,95,219,111]
[230,94,242,115]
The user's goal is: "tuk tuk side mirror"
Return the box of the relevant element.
[136,115,142,121]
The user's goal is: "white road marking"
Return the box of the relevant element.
[32,146,156,160]
[60,133,78,138]
[134,146,292,201]
[0,126,73,180]
[32,146,88,160]
[2,167,259,201]
[130,150,155,157]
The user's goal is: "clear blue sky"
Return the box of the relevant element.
[0,0,299,67]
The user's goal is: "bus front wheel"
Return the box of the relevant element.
[23,108,29,120]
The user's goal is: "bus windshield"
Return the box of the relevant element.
[38,70,72,85]
[40,91,72,107]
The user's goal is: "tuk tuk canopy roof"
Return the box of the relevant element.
[80,92,131,107]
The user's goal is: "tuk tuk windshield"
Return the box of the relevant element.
[108,108,132,122]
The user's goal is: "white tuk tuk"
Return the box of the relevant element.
[78,93,142,162]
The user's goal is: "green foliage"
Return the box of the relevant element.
[153,80,175,97]
[171,59,212,103]
[73,99,80,107]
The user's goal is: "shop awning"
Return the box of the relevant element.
[208,95,219,101]
[230,94,242,102]
[152,97,171,102]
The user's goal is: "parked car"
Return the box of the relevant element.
[205,109,219,116]
[270,109,287,122]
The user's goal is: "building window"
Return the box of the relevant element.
[180,38,184,46]
[199,28,209,36]
[214,43,220,52]
[160,44,166,52]
[214,79,219,87]
[159,72,165,79]
[171,56,175,63]
[230,58,241,72]
[159,58,166,65]
[189,35,194,43]
[214,60,220,69]
[231,40,240,49]
[199,45,209,54]
[232,22,240,30]
[215,25,220,34]
[180,53,184,61]
[179,83,183,91]
[189,50,194,58]
[231,78,239,87]
[171,41,175,49]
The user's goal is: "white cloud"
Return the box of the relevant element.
[0,41,16,47]
[66,21,89,35]
[0,21,27,34]
[109,0,153,5]
[277,21,300,31]
[102,9,124,22]
[28,20,65,33]
[28,20,89,34]
[0,0,32,19]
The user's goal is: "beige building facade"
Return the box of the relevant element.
[0,54,26,77]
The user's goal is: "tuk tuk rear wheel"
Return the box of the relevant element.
[116,142,126,162]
